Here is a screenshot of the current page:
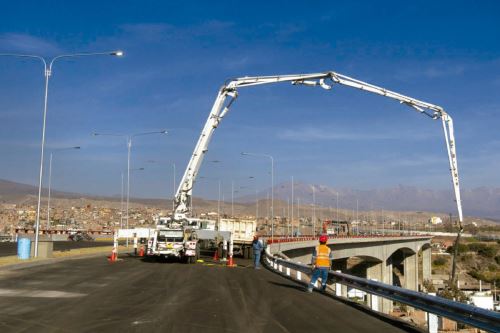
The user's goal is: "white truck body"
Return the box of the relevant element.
[218,219,256,258]
[219,219,255,242]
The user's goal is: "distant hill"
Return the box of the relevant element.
[0,178,243,211]
[0,179,80,201]
[238,182,500,220]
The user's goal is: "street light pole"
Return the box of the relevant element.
[336,192,339,222]
[125,167,144,244]
[172,163,176,212]
[120,172,124,229]
[0,50,123,257]
[218,179,221,223]
[255,186,259,221]
[297,197,300,236]
[47,152,53,230]
[47,146,80,229]
[94,130,167,243]
[312,185,316,236]
[291,176,294,237]
[241,152,274,241]
[126,137,131,239]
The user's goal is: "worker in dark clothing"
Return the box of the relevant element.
[252,235,264,269]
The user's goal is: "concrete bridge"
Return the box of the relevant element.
[269,236,432,313]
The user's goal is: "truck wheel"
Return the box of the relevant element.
[195,243,200,260]
[217,243,223,258]
[248,247,254,260]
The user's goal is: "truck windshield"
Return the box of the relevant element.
[157,230,183,242]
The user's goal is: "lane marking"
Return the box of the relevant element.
[0,288,86,298]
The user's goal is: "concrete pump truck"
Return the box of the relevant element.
[148,70,463,264]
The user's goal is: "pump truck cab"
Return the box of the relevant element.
[147,217,200,263]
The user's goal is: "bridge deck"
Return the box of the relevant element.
[0,255,422,332]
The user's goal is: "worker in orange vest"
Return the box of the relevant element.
[307,234,333,293]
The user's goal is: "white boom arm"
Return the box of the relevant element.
[173,71,463,223]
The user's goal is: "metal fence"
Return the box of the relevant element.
[264,250,500,333]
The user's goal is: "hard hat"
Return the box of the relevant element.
[319,235,328,243]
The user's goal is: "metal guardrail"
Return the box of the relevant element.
[264,251,500,333]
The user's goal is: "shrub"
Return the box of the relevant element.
[467,242,488,252]
[446,243,468,254]
[433,257,447,266]
[488,264,497,272]
[495,255,500,265]
[422,279,436,293]
[468,270,484,281]
[478,246,497,258]
[460,254,474,263]
[438,282,467,302]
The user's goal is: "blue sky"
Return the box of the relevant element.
[0,1,499,201]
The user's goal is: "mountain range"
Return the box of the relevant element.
[1,178,500,220]
[239,182,500,220]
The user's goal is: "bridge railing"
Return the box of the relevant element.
[264,234,432,244]
[264,250,500,333]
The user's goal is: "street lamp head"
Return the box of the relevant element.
[73,146,81,150]
[241,152,248,156]
[139,167,145,170]
[160,130,168,134]
[92,132,99,136]
[110,50,124,57]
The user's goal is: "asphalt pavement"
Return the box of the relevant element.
[0,255,423,333]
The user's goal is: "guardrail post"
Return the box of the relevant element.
[427,293,438,333]
[369,279,379,312]
[341,284,347,298]
[427,312,438,333]
[286,267,290,276]
[297,271,302,281]
[334,271,342,297]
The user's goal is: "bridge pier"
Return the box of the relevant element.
[404,252,418,291]
[422,246,432,283]
[365,258,393,314]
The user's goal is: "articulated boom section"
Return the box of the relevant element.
[172,70,463,223]
[173,88,238,220]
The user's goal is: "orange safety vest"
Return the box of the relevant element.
[315,244,331,267]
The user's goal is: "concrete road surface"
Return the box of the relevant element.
[0,255,422,333]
